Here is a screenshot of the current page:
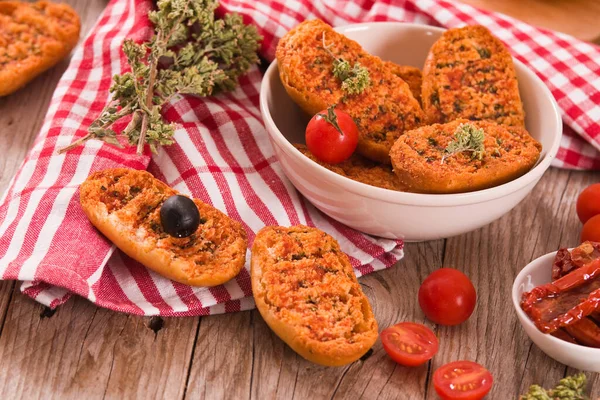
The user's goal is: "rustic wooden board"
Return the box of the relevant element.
[1,0,600,399]
[0,282,14,339]
[0,289,198,399]
[458,0,600,43]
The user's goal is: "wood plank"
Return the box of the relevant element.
[331,241,445,400]
[0,293,101,398]
[457,0,600,43]
[0,292,198,399]
[184,311,254,399]
[0,282,14,337]
[95,315,197,399]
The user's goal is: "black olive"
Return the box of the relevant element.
[160,195,200,238]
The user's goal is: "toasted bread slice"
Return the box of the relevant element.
[80,168,247,287]
[276,19,425,164]
[389,119,541,193]
[384,62,422,104]
[0,1,80,96]
[421,25,525,127]
[251,225,378,366]
[294,144,407,191]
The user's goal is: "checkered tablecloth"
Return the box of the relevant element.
[0,0,598,316]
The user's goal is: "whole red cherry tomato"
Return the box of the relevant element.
[433,361,493,400]
[577,183,600,224]
[582,214,600,243]
[305,105,358,164]
[418,268,476,326]
[381,322,439,367]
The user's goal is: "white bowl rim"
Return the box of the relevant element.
[259,21,563,207]
[511,250,600,356]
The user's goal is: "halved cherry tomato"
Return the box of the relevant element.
[433,361,493,400]
[418,268,476,326]
[380,322,438,367]
[305,105,358,164]
[581,214,600,243]
[577,183,600,224]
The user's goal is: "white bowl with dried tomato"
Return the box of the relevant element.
[512,251,600,372]
[259,22,562,241]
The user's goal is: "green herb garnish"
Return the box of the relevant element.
[520,373,588,400]
[441,123,486,164]
[58,0,262,154]
[322,33,370,95]
[477,47,491,59]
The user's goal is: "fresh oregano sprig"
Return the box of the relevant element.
[520,373,588,400]
[441,123,486,164]
[58,0,262,155]
[321,33,370,95]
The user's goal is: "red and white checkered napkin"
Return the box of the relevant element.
[1,0,600,316]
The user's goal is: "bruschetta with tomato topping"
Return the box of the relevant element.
[251,225,378,366]
[389,119,541,193]
[276,19,425,164]
[421,25,525,127]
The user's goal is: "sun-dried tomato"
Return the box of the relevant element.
[521,259,600,333]
[564,316,600,348]
[552,241,600,280]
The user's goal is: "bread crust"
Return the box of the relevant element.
[0,1,80,96]
[421,25,525,127]
[251,226,378,366]
[294,144,407,191]
[389,119,541,193]
[276,19,425,164]
[80,168,247,287]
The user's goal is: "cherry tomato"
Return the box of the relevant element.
[381,322,439,367]
[581,214,600,243]
[433,361,493,400]
[577,183,600,224]
[305,106,358,164]
[418,268,476,326]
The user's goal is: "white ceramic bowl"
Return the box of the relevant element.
[259,22,562,241]
[512,251,600,372]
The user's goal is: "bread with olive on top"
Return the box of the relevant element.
[276,19,425,164]
[389,119,541,194]
[80,168,247,286]
[251,225,378,366]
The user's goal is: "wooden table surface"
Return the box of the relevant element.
[1,1,600,399]
[458,0,600,44]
